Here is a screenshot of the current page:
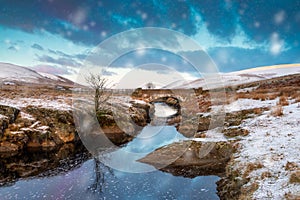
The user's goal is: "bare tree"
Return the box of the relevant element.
[85,73,111,113]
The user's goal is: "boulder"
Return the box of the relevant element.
[138,140,233,178]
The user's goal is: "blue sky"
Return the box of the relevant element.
[1,0,300,84]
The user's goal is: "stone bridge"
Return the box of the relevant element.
[131,88,203,103]
[131,88,204,137]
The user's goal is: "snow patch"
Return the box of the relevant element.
[224,98,277,113]
[233,102,300,199]
[38,72,66,82]
[0,97,71,110]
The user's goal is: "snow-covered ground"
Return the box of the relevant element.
[0,97,71,110]
[167,64,300,89]
[194,97,299,198]
[234,101,300,199]
[38,72,67,83]
[224,98,277,113]
[0,62,43,83]
[0,62,74,85]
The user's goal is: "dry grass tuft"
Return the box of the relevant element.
[285,162,299,171]
[279,96,289,106]
[285,192,300,200]
[271,105,283,117]
[243,162,264,179]
[261,171,272,179]
[240,182,259,200]
[290,170,300,184]
[236,91,279,101]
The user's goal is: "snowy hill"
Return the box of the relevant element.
[0,62,74,86]
[166,64,300,89]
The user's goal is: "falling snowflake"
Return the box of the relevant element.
[274,10,286,25]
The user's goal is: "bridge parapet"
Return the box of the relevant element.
[131,88,204,103]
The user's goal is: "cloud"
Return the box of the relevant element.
[31,43,44,51]
[1,0,300,75]
[37,54,82,67]
[48,48,88,61]
[101,69,117,76]
[1,0,299,51]
[48,49,72,58]
[8,46,18,51]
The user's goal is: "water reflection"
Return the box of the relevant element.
[88,158,114,193]
[99,125,185,173]
[0,158,220,200]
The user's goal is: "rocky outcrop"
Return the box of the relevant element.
[177,107,268,137]
[0,105,80,156]
[24,106,78,144]
[138,141,234,178]
[73,100,153,151]
[129,101,153,126]
[98,101,153,145]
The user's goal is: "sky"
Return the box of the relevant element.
[1,0,300,87]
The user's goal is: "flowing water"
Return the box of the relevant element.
[0,103,220,200]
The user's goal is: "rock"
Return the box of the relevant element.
[129,106,149,126]
[0,141,20,153]
[197,116,211,132]
[24,106,78,144]
[166,115,181,125]
[223,127,249,138]
[130,101,153,126]
[101,126,134,145]
[3,131,29,150]
[177,117,199,137]
[0,115,9,137]
[0,105,20,123]
[138,141,233,178]
[0,105,20,137]
[225,108,268,127]
[166,97,179,107]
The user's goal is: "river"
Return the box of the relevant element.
[0,103,220,200]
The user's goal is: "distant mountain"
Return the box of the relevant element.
[0,62,75,86]
[164,64,300,89]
